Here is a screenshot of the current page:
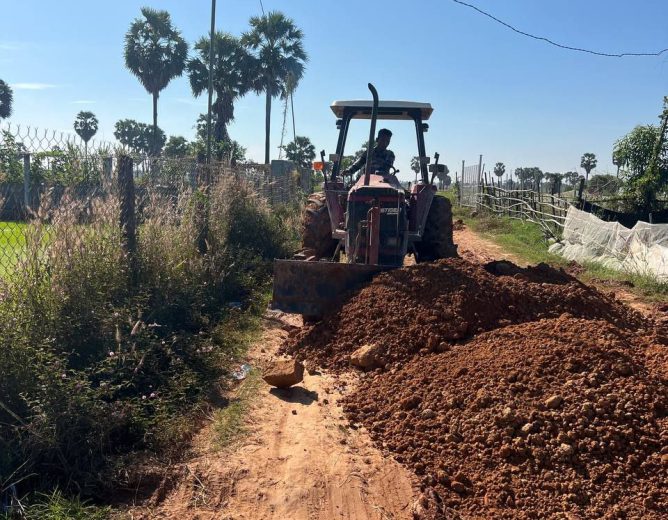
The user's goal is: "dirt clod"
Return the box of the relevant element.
[262,358,304,388]
[350,343,385,369]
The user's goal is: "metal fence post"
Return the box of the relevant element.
[23,153,31,217]
[118,155,137,286]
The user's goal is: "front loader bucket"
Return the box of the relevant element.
[272,259,391,316]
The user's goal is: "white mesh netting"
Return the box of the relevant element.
[549,206,668,281]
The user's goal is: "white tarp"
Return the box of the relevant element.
[549,206,668,280]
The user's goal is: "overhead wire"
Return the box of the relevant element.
[452,0,668,58]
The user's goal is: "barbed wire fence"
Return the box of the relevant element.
[0,123,311,278]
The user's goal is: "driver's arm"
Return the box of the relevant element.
[343,153,366,175]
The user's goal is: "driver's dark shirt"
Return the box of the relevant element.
[348,147,395,175]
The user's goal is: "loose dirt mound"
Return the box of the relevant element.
[343,316,668,519]
[284,259,646,370]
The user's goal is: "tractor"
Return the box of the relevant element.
[272,84,457,317]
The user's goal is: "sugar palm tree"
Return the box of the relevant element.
[242,11,307,164]
[124,7,187,155]
[580,152,597,182]
[73,111,99,159]
[188,32,253,147]
[0,80,12,120]
[493,162,505,185]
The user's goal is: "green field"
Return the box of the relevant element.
[0,221,27,278]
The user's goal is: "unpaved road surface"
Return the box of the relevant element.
[127,313,414,520]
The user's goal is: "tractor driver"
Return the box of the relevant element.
[343,128,395,178]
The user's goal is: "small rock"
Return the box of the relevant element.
[521,422,535,434]
[421,408,436,419]
[291,409,297,415]
[545,395,563,409]
[436,342,451,353]
[350,343,385,370]
[558,443,575,457]
[262,358,304,388]
[451,481,468,494]
[498,445,512,458]
[614,364,632,376]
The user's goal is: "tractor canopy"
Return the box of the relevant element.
[330,100,433,121]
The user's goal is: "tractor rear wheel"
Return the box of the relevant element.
[415,194,458,262]
[301,192,338,260]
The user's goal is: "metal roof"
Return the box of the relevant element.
[330,100,433,120]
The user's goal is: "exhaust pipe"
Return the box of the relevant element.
[364,83,379,186]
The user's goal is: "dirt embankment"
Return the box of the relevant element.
[283,258,667,519]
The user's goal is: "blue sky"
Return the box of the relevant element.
[1,0,667,181]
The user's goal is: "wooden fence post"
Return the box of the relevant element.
[118,155,138,286]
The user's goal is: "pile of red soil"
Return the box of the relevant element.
[343,316,668,519]
[284,259,646,370]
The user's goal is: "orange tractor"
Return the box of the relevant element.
[273,84,457,317]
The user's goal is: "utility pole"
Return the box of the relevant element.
[206,0,216,165]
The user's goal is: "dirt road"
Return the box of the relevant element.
[128,313,415,520]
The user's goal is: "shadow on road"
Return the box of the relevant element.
[269,386,319,405]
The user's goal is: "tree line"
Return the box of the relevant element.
[486,97,668,212]
[0,8,309,167]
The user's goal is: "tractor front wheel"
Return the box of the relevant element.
[301,192,338,260]
[415,195,458,262]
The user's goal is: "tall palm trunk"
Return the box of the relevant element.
[152,92,158,156]
[265,87,271,164]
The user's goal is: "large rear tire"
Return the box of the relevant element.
[301,192,338,260]
[415,195,458,262]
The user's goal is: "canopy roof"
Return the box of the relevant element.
[330,100,433,120]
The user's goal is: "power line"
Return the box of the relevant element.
[452,0,668,58]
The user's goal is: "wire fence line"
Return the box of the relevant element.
[0,122,312,278]
[459,182,570,239]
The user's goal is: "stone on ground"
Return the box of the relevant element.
[263,358,304,388]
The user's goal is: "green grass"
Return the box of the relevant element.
[212,368,263,448]
[0,221,27,277]
[209,292,268,448]
[1,489,110,520]
[445,197,668,302]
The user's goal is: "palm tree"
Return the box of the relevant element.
[0,80,12,120]
[283,136,315,168]
[612,149,624,178]
[493,162,505,186]
[188,32,253,148]
[73,111,99,159]
[124,7,187,155]
[242,11,307,164]
[580,152,597,182]
[410,156,421,183]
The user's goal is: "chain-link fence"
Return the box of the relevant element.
[0,123,310,278]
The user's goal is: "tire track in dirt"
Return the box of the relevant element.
[125,313,415,520]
